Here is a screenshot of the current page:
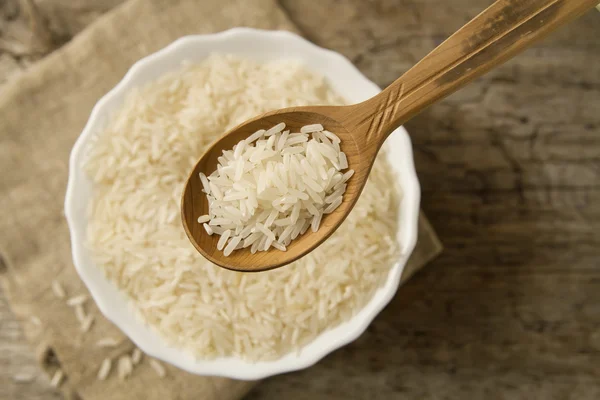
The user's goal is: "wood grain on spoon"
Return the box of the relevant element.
[182,0,598,272]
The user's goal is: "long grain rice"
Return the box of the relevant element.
[50,370,64,388]
[149,359,166,378]
[52,280,66,299]
[132,348,143,365]
[13,373,35,383]
[80,315,95,332]
[97,358,112,381]
[96,338,119,348]
[195,125,357,255]
[85,54,402,361]
[66,295,88,307]
[117,356,133,380]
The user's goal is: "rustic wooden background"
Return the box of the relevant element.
[2,0,599,399]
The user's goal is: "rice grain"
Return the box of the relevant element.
[51,280,66,299]
[149,359,166,378]
[66,295,88,307]
[50,370,64,388]
[117,356,133,381]
[97,358,112,381]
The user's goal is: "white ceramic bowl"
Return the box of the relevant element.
[65,28,420,380]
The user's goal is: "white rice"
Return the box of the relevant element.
[13,372,35,383]
[52,280,66,299]
[50,369,64,388]
[96,338,119,348]
[97,358,112,381]
[66,294,87,307]
[85,54,402,361]
[199,123,352,255]
[74,304,86,323]
[117,355,133,380]
[149,359,166,378]
[132,348,143,365]
[80,315,95,332]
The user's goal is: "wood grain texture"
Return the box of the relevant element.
[2,0,600,399]
[357,0,599,138]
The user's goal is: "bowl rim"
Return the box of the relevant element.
[64,27,421,380]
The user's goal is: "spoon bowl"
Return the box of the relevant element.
[183,0,598,272]
[182,107,370,272]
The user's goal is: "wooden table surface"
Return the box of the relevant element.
[2,0,599,399]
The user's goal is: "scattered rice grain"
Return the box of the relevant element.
[66,295,88,307]
[149,359,166,378]
[50,370,64,388]
[51,280,66,299]
[97,358,112,381]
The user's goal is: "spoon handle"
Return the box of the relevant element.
[352,0,597,144]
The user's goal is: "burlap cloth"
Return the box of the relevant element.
[0,0,442,398]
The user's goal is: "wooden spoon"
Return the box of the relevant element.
[182,0,597,272]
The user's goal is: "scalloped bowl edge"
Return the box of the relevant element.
[64,28,421,380]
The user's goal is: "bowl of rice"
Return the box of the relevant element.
[64,28,420,380]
